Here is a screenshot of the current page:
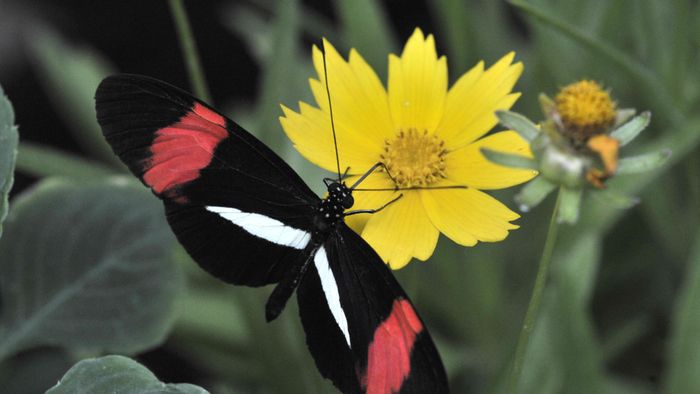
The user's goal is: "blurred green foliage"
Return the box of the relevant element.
[1,0,700,393]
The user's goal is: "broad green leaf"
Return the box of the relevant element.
[16,142,115,180]
[665,231,700,394]
[610,112,651,146]
[0,84,18,238]
[28,28,122,168]
[0,349,72,394]
[0,178,181,360]
[496,110,540,142]
[47,355,208,394]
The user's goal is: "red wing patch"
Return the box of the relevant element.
[143,103,227,200]
[363,298,424,394]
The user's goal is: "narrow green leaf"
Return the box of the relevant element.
[610,112,652,146]
[0,84,18,238]
[16,142,115,180]
[496,110,540,142]
[557,187,582,224]
[508,0,684,126]
[427,0,474,73]
[47,355,208,394]
[617,149,671,174]
[665,230,700,393]
[481,148,538,170]
[28,27,122,168]
[0,178,181,360]
[333,0,397,75]
[168,0,212,103]
[251,0,302,141]
[515,176,556,211]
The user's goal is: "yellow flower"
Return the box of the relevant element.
[280,28,536,269]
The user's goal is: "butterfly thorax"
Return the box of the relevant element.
[313,182,354,236]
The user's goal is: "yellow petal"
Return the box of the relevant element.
[361,191,439,269]
[280,103,381,174]
[341,172,397,234]
[388,28,448,134]
[446,130,538,190]
[421,184,520,246]
[309,41,394,147]
[437,52,523,149]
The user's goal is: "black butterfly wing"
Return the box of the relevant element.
[96,74,320,286]
[297,224,449,393]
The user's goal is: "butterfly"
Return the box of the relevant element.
[95,73,448,394]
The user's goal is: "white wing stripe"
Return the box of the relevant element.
[206,206,311,250]
[314,246,351,348]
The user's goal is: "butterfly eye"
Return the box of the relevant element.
[341,194,354,209]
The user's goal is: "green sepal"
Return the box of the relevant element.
[480,148,539,170]
[591,189,640,209]
[514,176,556,212]
[495,110,539,142]
[557,187,583,224]
[610,111,651,146]
[538,93,556,118]
[617,149,671,174]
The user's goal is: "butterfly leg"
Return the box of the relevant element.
[265,245,320,322]
[343,194,403,217]
[348,162,398,190]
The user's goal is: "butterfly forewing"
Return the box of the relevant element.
[96,74,319,286]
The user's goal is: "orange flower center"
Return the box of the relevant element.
[381,128,447,188]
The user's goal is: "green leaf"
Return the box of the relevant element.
[665,230,700,394]
[610,112,652,146]
[557,187,582,224]
[28,27,122,168]
[428,0,474,74]
[334,0,397,76]
[481,148,539,170]
[496,110,540,142]
[0,178,182,360]
[617,149,671,174]
[16,142,115,180]
[47,355,208,394]
[590,189,640,210]
[515,176,557,211]
[0,84,18,238]
[508,0,683,126]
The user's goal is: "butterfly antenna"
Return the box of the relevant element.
[321,45,342,181]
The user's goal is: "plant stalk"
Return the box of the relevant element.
[506,191,561,393]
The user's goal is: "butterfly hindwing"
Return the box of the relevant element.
[96,74,319,286]
[297,224,448,394]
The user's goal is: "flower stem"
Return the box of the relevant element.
[168,0,212,103]
[506,192,561,393]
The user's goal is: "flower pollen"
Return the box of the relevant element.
[381,128,447,188]
[555,80,616,141]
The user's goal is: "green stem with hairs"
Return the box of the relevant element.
[168,0,212,103]
[507,192,561,393]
